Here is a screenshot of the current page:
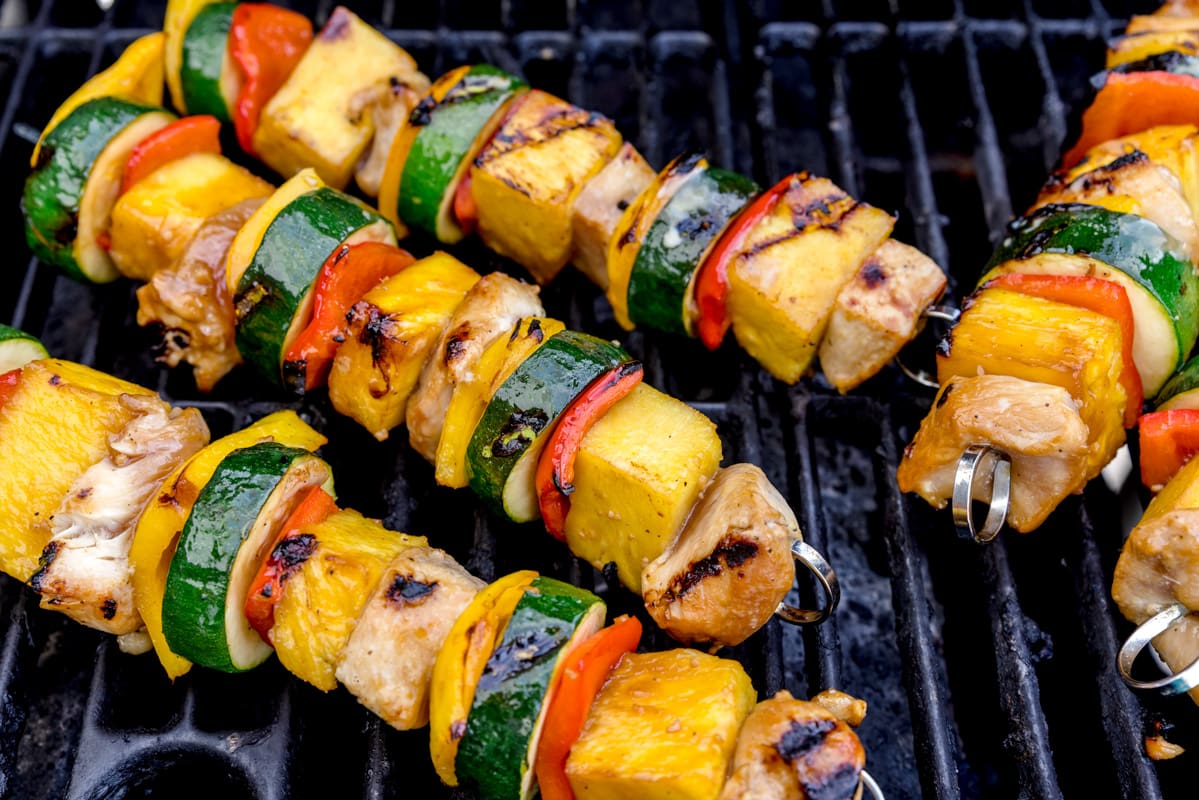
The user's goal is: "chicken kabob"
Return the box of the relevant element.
[0,342,879,800]
[39,1,950,395]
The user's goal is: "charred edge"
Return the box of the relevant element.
[101,598,117,620]
[618,360,643,379]
[676,214,717,241]
[670,151,707,178]
[356,304,395,369]
[34,143,54,170]
[49,374,62,386]
[451,720,468,741]
[330,243,353,269]
[490,108,610,157]
[476,627,564,693]
[270,533,318,583]
[76,487,93,500]
[281,357,308,395]
[320,8,351,40]
[54,217,79,245]
[234,282,269,324]
[935,381,954,408]
[490,409,549,458]
[445,327,470,364]
[27,541,61,593]
[161,327,192,356]
[802,762,863,800]
[665,536,760,601]
[860,260,887,289]
[508,319,524,343]
[385,574,438,606]
[935,333,952,358]
[408,95,438,127]
[775,717,837,763]
[528,318,544,342]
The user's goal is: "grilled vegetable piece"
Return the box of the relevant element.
[337,546,484,729]
[253,6,428,190]
[470,90,623,283]
[565,382,722,592]
[165,0,217,113]
[1143,438,1199,523]
[570,142,655,289]
[727,172,896,383]
[1158,355,1199,410]
[718,690,866,800]
[1138,409,1199,490]
[564,649,755,800]
[329,252,480,440]
[938,287,1127,478]
[819,239,947,393]
[457,577,606,800]
[981,203,1199,396]
[131,411,325,679]
[179,2,238,119]
[163,442,333,672]
[120,114,223,194]
[897,374,1092,532]
[0,325,48,373]
[0,360,156,582]
[1064,71,1199,167]
[1129,12,1199,31]
[270,508,425,690]
[407,273,544,463]
[642,463,797,647]
[228,3,314,154]
[1107,31,1199,67]
[31,397,207,635]
[352,77,425,197]
[24,99,175,282]
[110,152,272,281]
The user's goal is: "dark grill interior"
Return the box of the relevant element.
[0,0,1194,797]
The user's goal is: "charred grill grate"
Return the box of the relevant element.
[0,0,1193,797]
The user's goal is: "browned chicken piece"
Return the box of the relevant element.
[897,374,1092,533]
[1113,508,1199,705]
[405,273,543,463]
[811,688,868,728]
[136,199,263,391]
[29,396,209,634]
[353,76,427,197]
[719,690,866,800]
[337,546,485,729]
[570,142,656,289]
[642,463,797,647]
[818,239,947,393]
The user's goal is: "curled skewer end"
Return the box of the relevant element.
[859,769,885,800]
[775,539,840,625]
[895,304,961,390]
[951,444,1011,544]
[1117,602,1199,696]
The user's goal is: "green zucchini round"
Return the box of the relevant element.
[466,330,632,522]
[162,442,332,673]
[627,163,758,336]
[180,1,237,120]
[0,325,48,373]
[1157,355,1199,410]
[456,576,605,800]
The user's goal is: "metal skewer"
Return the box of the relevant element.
[951,443,1011,544]
[1117,602,1199,696]
[859,769,886,800]
[895,304,960,389]
[775,539,841,625]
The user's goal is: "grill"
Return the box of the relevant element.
[0,0,1194,797]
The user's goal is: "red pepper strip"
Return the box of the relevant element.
[533,615,642,800]
[535,362,643,540]
[985,273,1143,427]
[229,3,313,155]
[1063,71,1199,167]
[119,115,222,195]
[96,230,112,251]
[1139,409,1199,490]
[693,175,792,350]
[453,170,478,234]
[0,369,21,411]
[244,486,338,642]
[284,242,415,392]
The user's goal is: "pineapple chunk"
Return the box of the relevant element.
[937,288,1127,479]
[253,7,428,189]
[0,360,154,581]
[728,173,895,383]
[1107,30,1199,67]
[565,383,722,593]
[271,508,426,691]
[109,153,273,281]
[565,650,755,800]
[328,253,479,441]
[471,90,622,283]
[1143,452,1199,525]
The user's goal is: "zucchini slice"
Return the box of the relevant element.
[162,442,332,672]
[23,98,175,282]
[179,1,238,120]
[456,576,605,800]
[983,203,1199,396]
[0,325,48,373]
[466,330,632,522]
[1157,355,1199,410]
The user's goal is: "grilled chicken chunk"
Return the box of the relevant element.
[136,198,262,391]
[642,463,797,647]
[30,396,209,634]
[353,76,426,197]
[570,142,655,289]
[406,273,543,462]
[811,688,868,728]
[718,690,866,800]
[337,546,485,729]
[897,374,1092,532]
[819,239,947,393]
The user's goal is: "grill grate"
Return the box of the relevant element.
[0,0,1195,797]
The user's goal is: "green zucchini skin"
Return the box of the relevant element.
[22,97,158,282]
[0,324,48,373]
[466,330,631,517]
[180,2,236,120]
[162,442,313,673]
[1157,355,1199,410]
[627,163,758,336]
[234,187,392,384]
[456,576,604,800]
[398,65,527,238]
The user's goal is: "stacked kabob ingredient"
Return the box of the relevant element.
[0,341,871,800]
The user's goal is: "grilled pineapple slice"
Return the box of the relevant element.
[727,173,895,383]
[471,90,622,283]
[565,650,755,800]
[329,253,479,441]
[270,508,426,691]
[564,383,722,593]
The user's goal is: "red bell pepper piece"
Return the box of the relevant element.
[453,171,478,234]
[533,614,642,800]
[985,273,1143,427]
[0,369,22,411]
[693,175,791,350]
[244,486,338,641]
[1139,409,1199,490]
[535,362,643,540]
[284,242,415,392]
[119,115,222,194]
[1063,71,1199,167]
[229,3,313,155]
